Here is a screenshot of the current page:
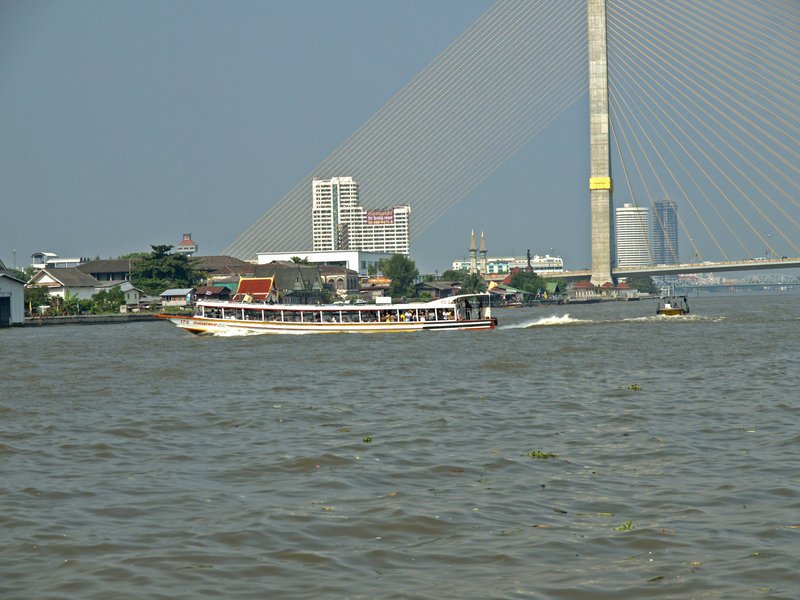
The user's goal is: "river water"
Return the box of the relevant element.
[2,293,798,599]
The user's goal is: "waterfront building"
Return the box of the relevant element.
[25,267,101,300]
[615,203,651,268]
[452,253,563,275]
[311,177,410,254]
[652,200,678,264]
[0,270,25,325]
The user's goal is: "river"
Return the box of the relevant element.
[1,293,798,599]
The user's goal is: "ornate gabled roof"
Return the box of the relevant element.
[252,262,324,293]
[233,277,274,300]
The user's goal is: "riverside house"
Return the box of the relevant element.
[26,267,102,301]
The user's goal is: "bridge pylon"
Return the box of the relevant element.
[588,0,615,286]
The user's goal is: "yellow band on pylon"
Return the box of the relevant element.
[589,177,612,190]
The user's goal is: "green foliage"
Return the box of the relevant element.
[119,252,150,259]
[460,272,487,294]
[59,290,93,315]
[623,275,659,294]
[92,287,125,313]
[7,268,31,282]
[25,286,50,309]
[439,269,468,282]
[290,256,311,265]
[526,450,559,459]
[130,244,206,295]
[509,271,547,295]
[378,255,419,299]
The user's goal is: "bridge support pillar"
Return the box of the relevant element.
[588,0,615,286]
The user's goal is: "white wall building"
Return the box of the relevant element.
[31,252,88,269]
[256,250,393,279]
[616,203,651,268]
[311,177,410,254]
[451,254,564,275]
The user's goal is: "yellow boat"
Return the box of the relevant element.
[657,295,690,316]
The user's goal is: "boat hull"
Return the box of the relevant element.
[656,308,688,316]
[157,314,497,335]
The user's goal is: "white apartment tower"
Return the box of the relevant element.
[312,177,361,251]
[615,203,651,268]
[312,177,410,254]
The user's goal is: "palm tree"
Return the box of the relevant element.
[460,272,487,294]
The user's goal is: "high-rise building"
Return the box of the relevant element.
[312,177,361,251]
[615,203,651,268]
[312,177,410,254]
[652,199,678,264]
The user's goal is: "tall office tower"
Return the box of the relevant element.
[652,199,678,264]
[312,177,411,254]
[615,203,651,268]
[312,177,361,251]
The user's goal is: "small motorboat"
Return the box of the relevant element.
[657,295,690,316]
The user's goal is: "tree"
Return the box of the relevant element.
[24,286,50,312]
[92,287,125,313]
[460,272,487,294]
[439,269,467,282]
[60,289,92,315]
[622,275,660,294]
[130,245,206,295]
[509,271,547,295]
[379,255,419,299]
[290,256,311,265]
[7,268,30,282]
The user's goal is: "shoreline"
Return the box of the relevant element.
[14,313,171,327]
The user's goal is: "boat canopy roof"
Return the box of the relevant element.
[197,292,490,311]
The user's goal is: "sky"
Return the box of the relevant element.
[1,0,592,274]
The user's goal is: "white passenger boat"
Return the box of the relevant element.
[157,277,496,335]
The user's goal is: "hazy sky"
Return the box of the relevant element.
[1,0,592,273]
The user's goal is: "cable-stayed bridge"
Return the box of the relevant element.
[224,0,800,280]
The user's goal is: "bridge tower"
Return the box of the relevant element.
[588,0,615,285]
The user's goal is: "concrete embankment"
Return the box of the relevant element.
[20,313,162,327]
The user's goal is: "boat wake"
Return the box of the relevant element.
[500,314,584,329]
[502,313,722,330]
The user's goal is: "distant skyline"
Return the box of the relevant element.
[7,2,794,276]
[1,0,594,274]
